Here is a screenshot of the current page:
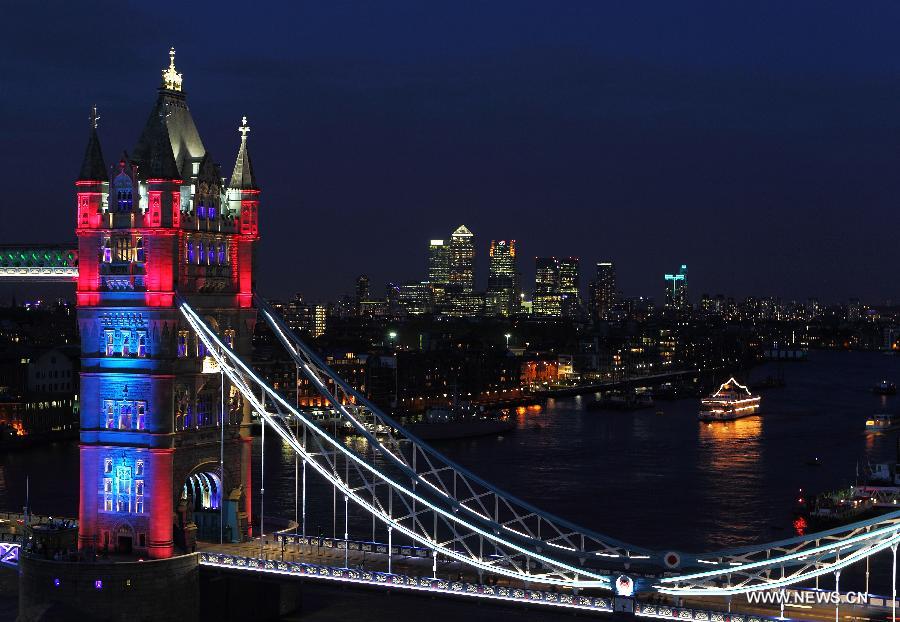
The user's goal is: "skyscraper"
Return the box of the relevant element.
[427,239,450,310]
[533,257,562,318]
[486,239,518,317]
[532,257,580,318]
[449,225,475,293]
[447,225,479,317]
[589,261,616,321]
[557,257,580,318]
[664,264,689,309]
[355,274,370,316]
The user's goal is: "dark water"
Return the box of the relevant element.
[4,351,900,590]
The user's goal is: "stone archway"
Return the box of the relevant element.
[114,522,134,554]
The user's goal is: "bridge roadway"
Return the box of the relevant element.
[198,537,896,621]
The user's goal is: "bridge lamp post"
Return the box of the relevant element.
[504,333,511,349]
[893,542,898,622]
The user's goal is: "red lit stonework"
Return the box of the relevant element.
[75,52,258,558]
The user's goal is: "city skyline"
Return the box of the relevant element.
[5,2,900,304]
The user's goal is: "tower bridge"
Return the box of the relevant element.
[1,50,899,621]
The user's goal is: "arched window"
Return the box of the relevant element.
[207,242,215,265]
[137,333,147,358]
[121,333,130,357]
[135,237,145,262]
[186,240,195,264]
[197,241,205,265]
[101,238,112,263]
[118,402,132,430]
[218,242,226,265]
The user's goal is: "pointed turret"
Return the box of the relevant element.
[133,48,205,180]
[140,107,181,180]
[78,106,106,182]
[229,116,258,190]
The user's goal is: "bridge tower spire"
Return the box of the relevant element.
[76,51,257,560]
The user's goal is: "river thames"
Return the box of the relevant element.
[3,350,900,597]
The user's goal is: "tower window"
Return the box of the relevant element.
[218,242,226,265]
[135,237,145,262]
[104,401,115,429]
[103,478,112,493]
[136,402,146,430]
[208,206,216,220]
[177,331,189,357]
[135,460,144,476]
[118,402,132,430]
[104,331,114,356]
[137,332,147,358]
[113,236,131,262]
[207,242,215,265]
[121,333,130,357]
[224,329,235,350]
[186,240,195,264]
[104,458,113,474]
[198,241,205,265]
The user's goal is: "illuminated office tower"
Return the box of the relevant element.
[355,275,370,315]
[486,239,518,317]
[589,261,616,321]
[427,239,450,309]
[447,225,478,317]
[532,257,562,318]
[664,264,688,309]
[557,257,580,318]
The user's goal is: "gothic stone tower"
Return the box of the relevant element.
[75,50,260,559]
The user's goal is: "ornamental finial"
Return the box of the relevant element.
[161,47,183,92]
[90,105,100,130]
[239,116,250,139]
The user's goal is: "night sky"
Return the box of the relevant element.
[4,1,900,304]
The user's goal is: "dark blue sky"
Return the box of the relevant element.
[3,1,900,303]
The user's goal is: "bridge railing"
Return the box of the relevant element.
[199,551,614,613]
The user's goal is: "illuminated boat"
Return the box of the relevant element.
[698,378,761,421]
[865,413,899,432]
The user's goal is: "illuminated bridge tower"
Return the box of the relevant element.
[75,50,259,559]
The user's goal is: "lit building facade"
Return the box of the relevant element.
[447,225,478,317]
[486,240,518,317]
[427,240,450,310]
[533,257,579,318]
[75,51,256,558]
[664,264,689,309]
[589,261,616,321]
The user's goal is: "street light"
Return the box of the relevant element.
[504,333,512,348]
